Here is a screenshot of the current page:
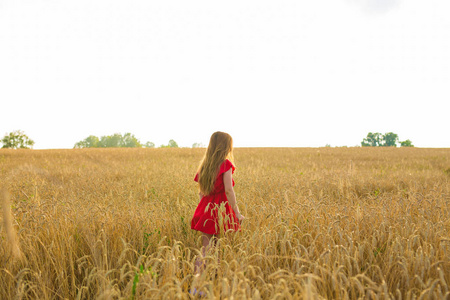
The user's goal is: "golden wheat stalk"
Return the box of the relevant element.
[1,188,22,261]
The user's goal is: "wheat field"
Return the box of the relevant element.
[0,147,449,299]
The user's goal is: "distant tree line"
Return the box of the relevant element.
[74,133,143,148]
[361,132,413,147]
[74,133,183,149]
[1,130,416,149]
[0,130,202,149]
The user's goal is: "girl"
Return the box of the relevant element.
[191,131,244,273]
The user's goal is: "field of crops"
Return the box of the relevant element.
[1,147,449,299]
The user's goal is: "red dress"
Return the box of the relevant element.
[191,159,241,235]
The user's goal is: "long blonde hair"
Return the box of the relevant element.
[197,131,234,195]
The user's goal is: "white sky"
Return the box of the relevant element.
[1,0,449,149]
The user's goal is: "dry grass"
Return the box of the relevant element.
[0,147,449,299]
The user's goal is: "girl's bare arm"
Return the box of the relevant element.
[223,169,244,221]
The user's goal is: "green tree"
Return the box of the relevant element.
[160,139,179,148]
[121,133,142,148]
[74,135,99,148]
[1,130,35,149]
[400,139,414,147]
[361,132,383,147]
[361,132,413,147]
[168,139,178,148]
[382,132,399,147]
[74,133,143,148]
[144,141,155,148]
[98,133,122,148]
[192,142,204,148]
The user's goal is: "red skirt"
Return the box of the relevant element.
[191,192,240,235]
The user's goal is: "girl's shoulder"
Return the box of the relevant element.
[219,159,235,175]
